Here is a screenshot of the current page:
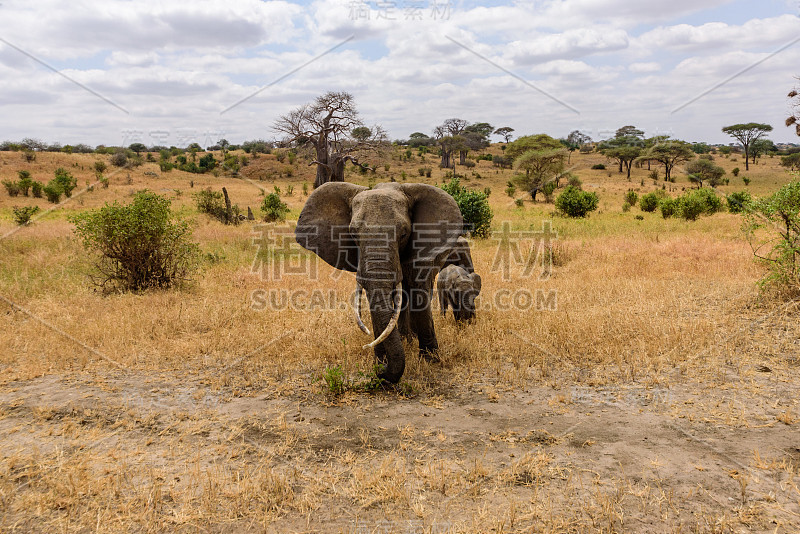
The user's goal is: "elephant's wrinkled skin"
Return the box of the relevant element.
[295,182,464,383]
[437,264,482,322]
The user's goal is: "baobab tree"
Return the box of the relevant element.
[274,92,387,188]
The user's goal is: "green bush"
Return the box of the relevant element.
[12,205,39,226]
[514,198,524,208]
[110,150,128,167]
[194,188,226,221]
[591,164,606,170]
[744,179,800,294]
[639,192,661,212]
[160,161,174,172]
[567,175,582,188]
[43,184,62,203]
[94,160,107,173]
[743,177,751,186]
[726,191,752,214]
[732,167,740,177]
[31,181,43,198]
[624,190,638,206]
[678,194,704,221]
[622,201,631,212]
[53,168,77,197]
[261,192,289,222]
[2,180,20,196]
[440,177,493,238]
[69,191,200,292]
[689,188,723,215]
[555,185,599,218]
[542,180,557,202]
[17,176,32,196]
[659,197,679,219]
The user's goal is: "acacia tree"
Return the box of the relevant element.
[494,126,515,143]
[599,136,642,179]
[274,92,387,188]
[721,123,772,171]
[638,140,694,181]
[686,159,726,188]
[508,135,568,201]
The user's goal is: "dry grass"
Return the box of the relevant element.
[1,147,799,531]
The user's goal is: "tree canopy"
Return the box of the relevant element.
[721,123,772,171]
[274,91,387,187]
[638,140,695,181]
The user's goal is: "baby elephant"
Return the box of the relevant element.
[437,265,482,322]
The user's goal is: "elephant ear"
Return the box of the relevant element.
[398,183,465,280]
[295,182,367,272]
[471,272,482,292]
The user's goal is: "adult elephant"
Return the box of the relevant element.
[295,182,464,383]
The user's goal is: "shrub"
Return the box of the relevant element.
[53,168,77,197]
[659,197,679,219]
[514,198,524,208]
[732,167,740,177]
[591,163,606,170]
[43,184,62,203]
[17,175,32,196]
[567,175,582,188]
[622,201,631,212]
[418,167,426,177]
[639,192,660,212]
[726,191,752,214]
[159,161,173,172]
[648,170,659,180]
[542,180,558,203]
[31,181,43,198]
[94,160,107,173]
[690,188,723,215]
[12,205,39,226]
[2,180,20,196]
[678,194,704,221]
[555,185,599,218]
[261,192,289,222]
[69,191,200,292]
[744,179,800,295]
[23,149,36,162]
[110,150,128,167]
[505,184,516,197]
[194,188,226,220]
[743,177,751,186]
[492,155,510,168]
[624,190,638,206]
[463,160,476,168]
[440,177,493,238]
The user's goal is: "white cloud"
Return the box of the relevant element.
[504,29,630,65]
[628,62,661,73]
[0,0,798,146]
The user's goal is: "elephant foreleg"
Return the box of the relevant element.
[408,284,439,361]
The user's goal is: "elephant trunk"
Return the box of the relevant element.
[363,283,405,383]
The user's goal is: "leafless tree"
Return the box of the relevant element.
[274,91,387,188]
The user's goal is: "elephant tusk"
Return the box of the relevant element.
[363,283,402,350]
[353,284,371,335]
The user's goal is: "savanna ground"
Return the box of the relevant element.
[0,144,799,533]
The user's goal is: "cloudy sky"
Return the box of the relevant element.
[1,0,799,147]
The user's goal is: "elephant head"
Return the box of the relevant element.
[295,182,464,383]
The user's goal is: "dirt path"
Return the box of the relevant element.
[1,370,799,533]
